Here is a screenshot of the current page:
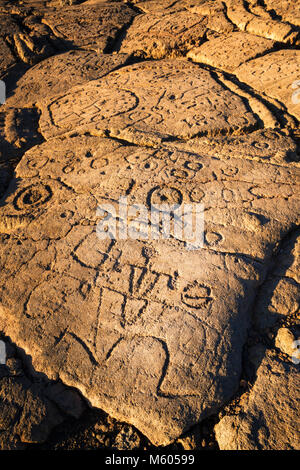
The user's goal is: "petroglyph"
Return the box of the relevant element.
[235,50,300,121]
[0,133,299,445]
[42,3,136,51]
[0,0,299,451]
[120,10,208,59]
[5,50,131,107]
[38,60,258,141]
[187,32,275,73]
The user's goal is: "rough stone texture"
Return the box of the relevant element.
[110,425,141,450]
[0,37,17,76]
[0,0,299,451]
[5,50,131,107]
[254,277,300,330]
[273,230,300,283]
[189,3,234,36]
[0,338,66,450]
[187,32,275,73]
[224,0,299,44]
[132,0,200,13]
[42,3,136,51]
[170,129,299,166]
[263,0,300,27]
[122,0,237,59]
[120,11,208,59]
[253,229,300,331]
[0,14,22,39]
[215,227,300,451]
[38,59,258,142]
[275,327,299,359]
[0,10,56,69]
[0,15,21,75]
[0,130,299,444]
[0,104,44,203]
[215,353,300,450]
[0,377,63,448]
[235,50,300,121]
[132,0,234,34]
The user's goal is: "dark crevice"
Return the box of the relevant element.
[195,225,300,439]
[104,12,137,54]
[221,1,239,29]
[257,0,298,27]
[0,0,299,452]
[193,60,298,128]
[0,330,89,407]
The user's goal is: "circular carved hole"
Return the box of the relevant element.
[13,184,52,212]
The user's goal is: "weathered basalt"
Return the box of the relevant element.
[0,0,299,451]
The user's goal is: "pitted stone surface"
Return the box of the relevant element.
[188,1,235,34]
[0,14,22,38]
[214,227,300,451]
[235,50,300,121]
[0,375,63,449]
[132,1,232,35]
[215,353,300,450]
[120,11,208,59]
[187,32,275,73]
[0,335,85,450]
[224,0,299,44]
[0,10,56,69]
[5,50,131,107]
[0,15,21,74]
[263,0,300,27]
[0,37,16,76]
[0,0,300,451]
[0,134,299,444]
[38,59,258,141]
[42,2,136,51]
[253,230,300,331]
[131,0,200,13]
[169,129,299,166]
[275,327,299,359]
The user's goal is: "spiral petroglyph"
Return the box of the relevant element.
[0,0,299,452]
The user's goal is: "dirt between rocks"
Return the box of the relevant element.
[0,0,299,452]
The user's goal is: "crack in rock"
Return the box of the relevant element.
[0,0,299,451]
